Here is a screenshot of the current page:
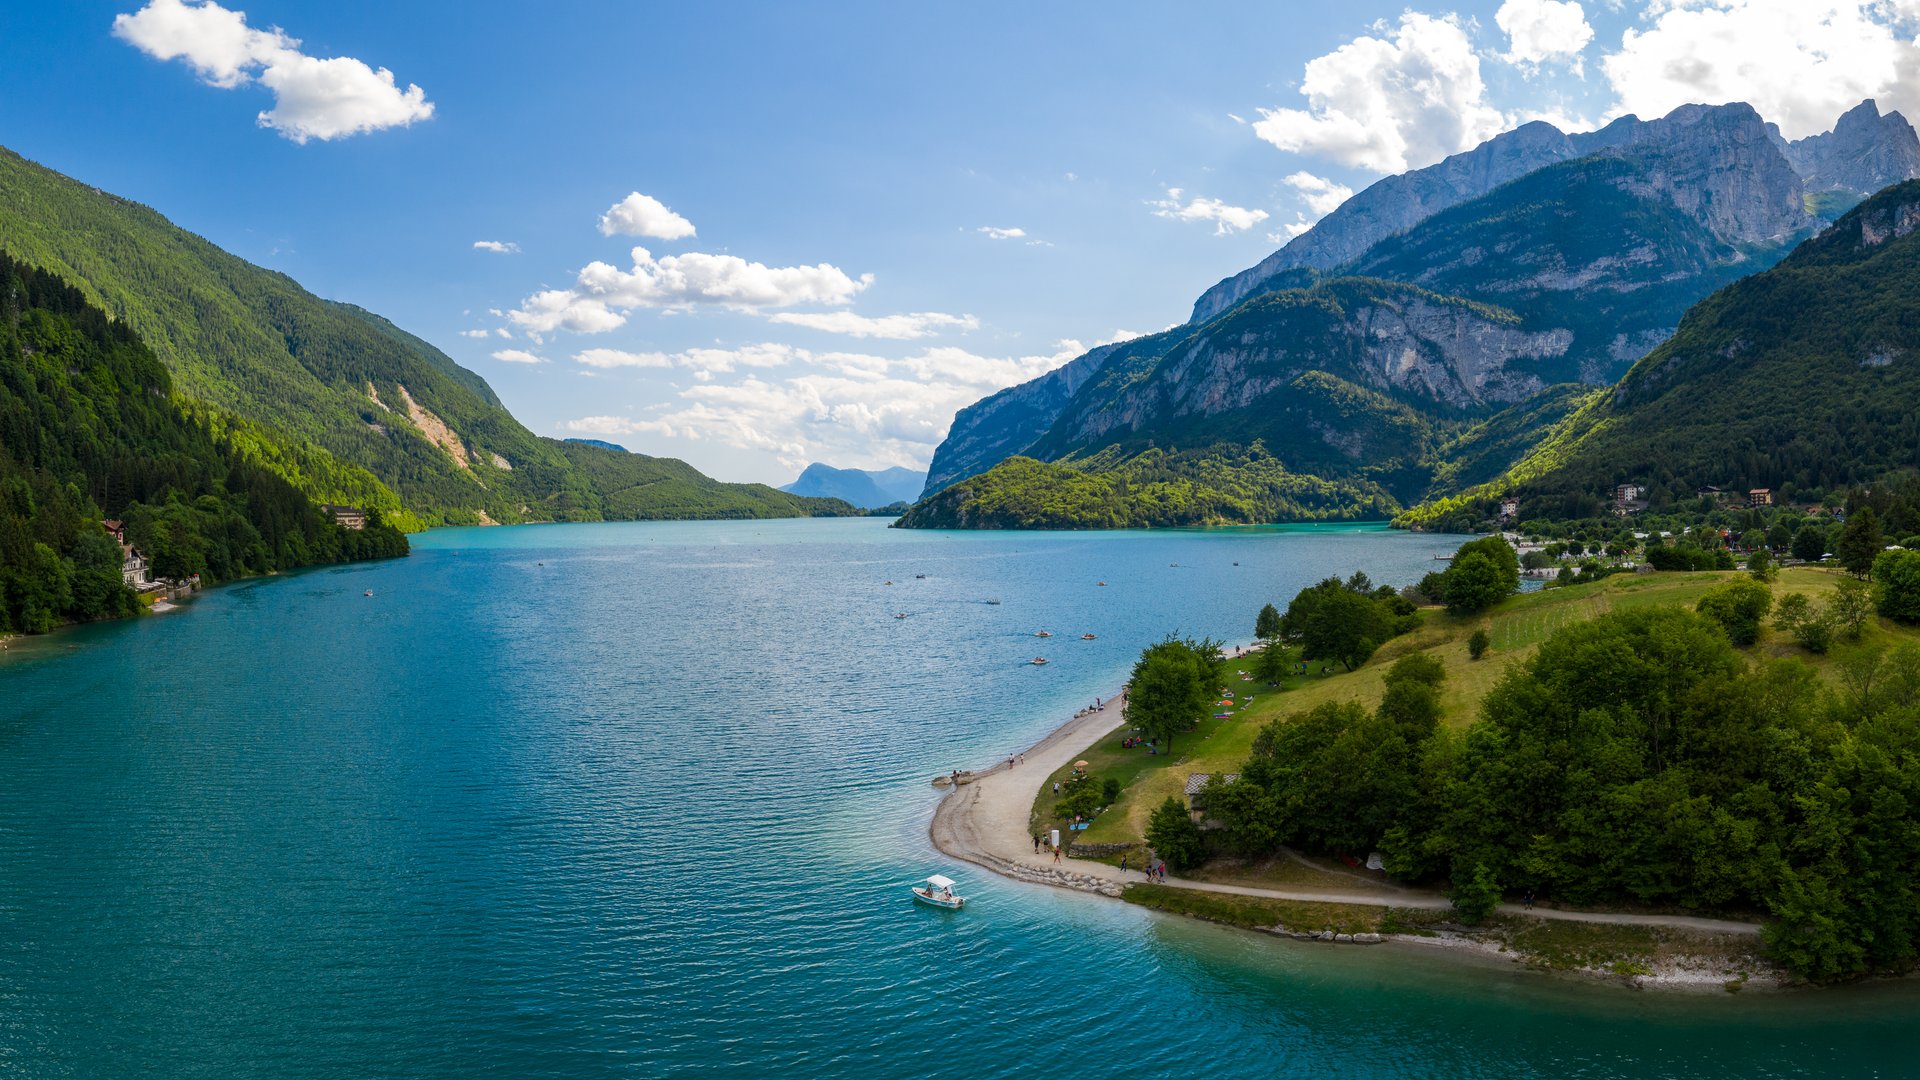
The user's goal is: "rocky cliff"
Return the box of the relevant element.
[1780,99,1920,198]
[921,339,1142,493]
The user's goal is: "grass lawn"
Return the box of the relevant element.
[1052,565,1920,849]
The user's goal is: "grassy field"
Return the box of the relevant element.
[1050,565,1920,850]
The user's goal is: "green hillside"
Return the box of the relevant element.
[1403,179,1920,526]
[0,147,849,527]
[0,251,407,633]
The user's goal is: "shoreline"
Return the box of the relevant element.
[928,686,1786,992]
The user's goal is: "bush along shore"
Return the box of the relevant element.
[988,536,1920,988]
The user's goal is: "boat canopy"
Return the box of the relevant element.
[925,874,956,890]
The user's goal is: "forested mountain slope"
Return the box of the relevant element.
[1404,180,1920,525]
[0,147,850,527]
[0,252,407,633]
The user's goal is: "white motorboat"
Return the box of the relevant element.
[912,874,966,910]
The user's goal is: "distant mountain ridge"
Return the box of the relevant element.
[0,147,854,526]
[907,100,1920,529]
[781,463,927,507]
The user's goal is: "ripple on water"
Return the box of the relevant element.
[3,519,1919,1079]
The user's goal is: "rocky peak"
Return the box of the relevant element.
[1187,120,1595,323]
[1188,102,1813,325]
[1781,99,1920,195]
[1592,102,1810,246]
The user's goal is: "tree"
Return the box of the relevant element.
[1767,522,1793,551]
[1451,863,1502,923]
[1280,578,1395,671]
[1837,508,1885,577]
[1454,535,1520,585]
[1126,637,1213,753]
[1444,552,1510,615]
[1468,628,1490,660]
[1792,523,1828,562]
[1146,795,1204,872]
[1696,579,1773,646]
[1874,549,1920,624]
[1831,577,1875,640]
[1254,602,1282,642]
[1748,546,1776,581]
[1252,639,1289,684]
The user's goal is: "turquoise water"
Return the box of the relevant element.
[3,517,1918,1078]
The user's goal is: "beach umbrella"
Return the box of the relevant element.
[1073,760,1089,769]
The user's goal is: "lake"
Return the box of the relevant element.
[3,517,1917,1078]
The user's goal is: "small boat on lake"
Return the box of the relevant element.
[1081,633,1097,640]
[913,874,966,910]
[985,598,1002,605]
[1096,581,1107,587]
[1030,657,1049,666]
[364,590,374,597]
[895,613,909,619]
[1035,630,1053,638]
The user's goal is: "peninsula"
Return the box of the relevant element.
[933,541,1920,989]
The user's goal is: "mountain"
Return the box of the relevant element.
[909,100,1920,529]
[922,340,1128,494]
[780,463,927,507]
[1780,99,1920,203]
[0,147,852,527]
[1403,179,1920,526]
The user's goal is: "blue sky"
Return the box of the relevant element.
[4,2,1919,484]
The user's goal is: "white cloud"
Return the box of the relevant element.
[573,344,802,372]
[765,310,979,340]
[1268,219,1317,243]
[599,192,697,240]
[1149,188,1269,234]
[1252,12,1506,173]
[113,0,433,143]
[491,349,544,364]
[559,340,1088,471]
[509,247,873,334]
[1281,171,1353,217]
[473,240,520,254]
[1599,1,1920,140]
[573,348,675,369]
[977,226,1027,240]
[458,329,492,339]
[1497,0,1595,72]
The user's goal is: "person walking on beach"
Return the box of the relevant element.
[1120,855,1129,879]
[1033,833,1041,853]
[1052,845,1061,864]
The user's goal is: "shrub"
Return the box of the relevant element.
[1773,592,1835,654]
[1468,629,1490,660]
[1387,652,1447,688]
[1696,579,1773,646]
[1874,549,1920,624]
[1451,863,1502,923]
